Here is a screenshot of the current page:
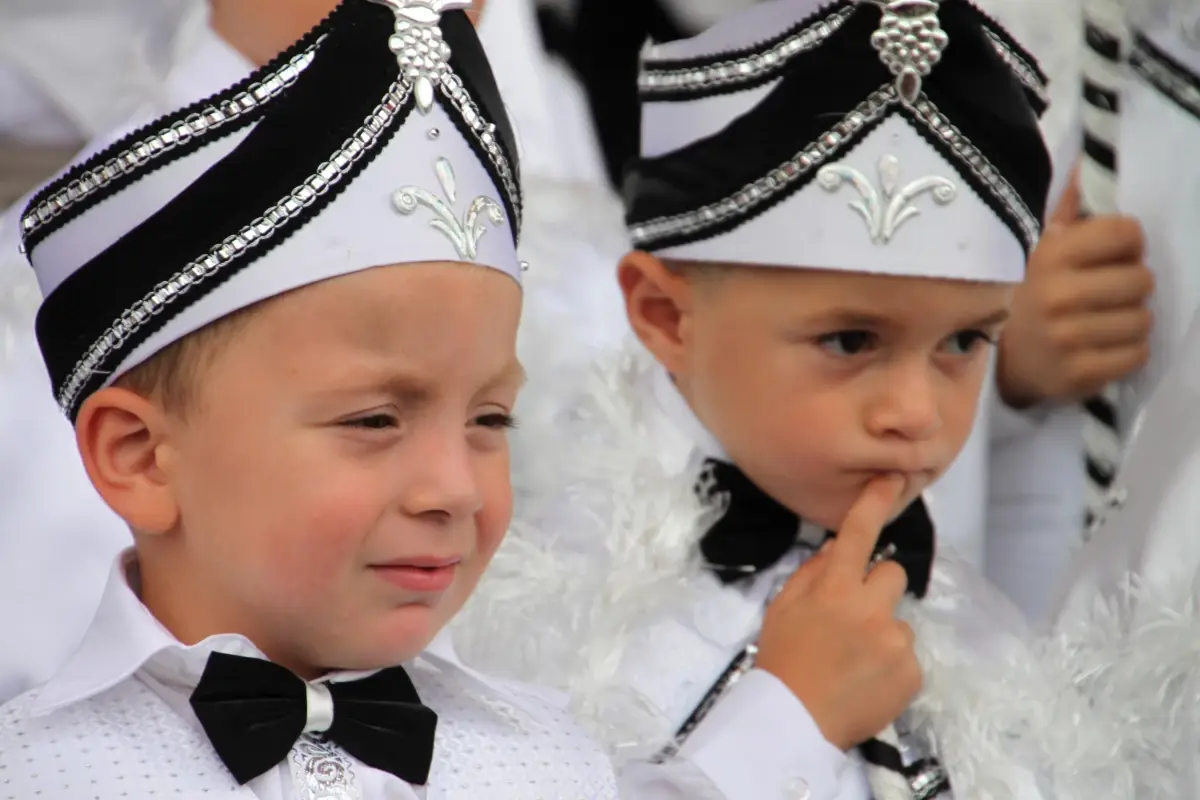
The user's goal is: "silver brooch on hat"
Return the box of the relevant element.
[817,154,957,244]
[393,157,506,259]
[861,0,949,104]
[374,0,472,113]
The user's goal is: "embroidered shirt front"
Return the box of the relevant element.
[0,551,617,800]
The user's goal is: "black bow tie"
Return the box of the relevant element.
[189,652,438,786]
[698,459,935,597]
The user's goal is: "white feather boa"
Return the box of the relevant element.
[454,338,1136,797]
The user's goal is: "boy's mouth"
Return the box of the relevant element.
[370,556,462,593]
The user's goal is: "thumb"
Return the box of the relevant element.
[1048,165,1082,230]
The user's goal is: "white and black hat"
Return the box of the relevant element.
[22,0,522,420]
[625,0,1053,284]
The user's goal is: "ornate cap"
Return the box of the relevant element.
[23,0,521,420]
[625,0,1052,283]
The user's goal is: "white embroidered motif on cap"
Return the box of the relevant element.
[817,154,957,244]
[863,0,949,104]
[393,157,506,260]
[375,0,472,113]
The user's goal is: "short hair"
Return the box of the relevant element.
[114,303,260,415]
[660,257,733,281]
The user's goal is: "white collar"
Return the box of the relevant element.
[647,361,729,463]
[31,549,537,719]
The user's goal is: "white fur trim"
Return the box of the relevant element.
[456,331,1135,796]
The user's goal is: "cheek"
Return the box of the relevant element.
[938,360,991,449]
[470,451,514,561]
[193,436,388,589]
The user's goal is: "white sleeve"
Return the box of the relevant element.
[617,669,857,800]
[985,395,1086,623]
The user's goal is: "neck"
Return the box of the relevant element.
[209,0,337,67]
[135,545,326,681]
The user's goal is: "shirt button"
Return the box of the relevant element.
[785,777,812,799]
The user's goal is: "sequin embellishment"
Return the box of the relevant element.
[817,153,957,243]
[374,0,472,113]
[290,735,362,800]
[393,157,506,259]
[864,0,949,105]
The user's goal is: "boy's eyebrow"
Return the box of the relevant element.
[800,307,1011,330]
[961,309,1010,328]
[481,360,527,393]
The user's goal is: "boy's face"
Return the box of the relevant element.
[621,255,1012,531]
[99,263,523,674]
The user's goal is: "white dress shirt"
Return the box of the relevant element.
[0,551,621,799]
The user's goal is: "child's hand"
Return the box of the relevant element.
[756,475,919,751]
[997,177,1153,409]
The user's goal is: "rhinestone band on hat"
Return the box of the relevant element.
[21,44,320,248]
[630,83,1039,253]
[907,95,1039,248]
[630,86,894,246]
[983,28,1049,104]
[56,81,414,416]
[439,72,522,230]
[638,5,855,95]
[639,4,1046,110]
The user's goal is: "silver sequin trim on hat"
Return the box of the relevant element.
[983,27,1049,105]
[439,71,522,229]
[629,83,1039,253]
[1130,35,1200,121]
[20,44,320,246]
[638,6,1045,105]
[55,80,414,415]
[638,6,855,95]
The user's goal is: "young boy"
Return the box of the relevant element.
[456,0,1132,797]
[0,2,661,796]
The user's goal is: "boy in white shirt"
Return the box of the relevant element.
[457,0,1133,797]
[0,2,701,796]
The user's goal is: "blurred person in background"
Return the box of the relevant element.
[533,0,1154,622]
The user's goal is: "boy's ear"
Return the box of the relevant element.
[75,388,180,536]
[617,251,695,376]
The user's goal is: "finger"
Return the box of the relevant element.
[863,559,909,609]
[1048,165,1081,227]
[828,475,907,578]
[1066,343,1151,396]
[1055,216,1144,266]
[1050,265,1154,313]
[1052,307,1153,350]
[774,548,830,602]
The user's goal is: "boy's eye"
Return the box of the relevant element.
[817,330,877,356]
[475,412,518,430]
[942,330,996,355]
[343,414,398,430]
